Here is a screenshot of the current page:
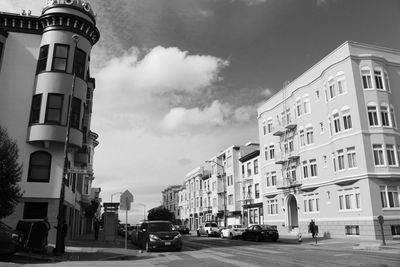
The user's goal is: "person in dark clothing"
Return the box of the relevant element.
[309,219,316,239]
[94,219,100,240]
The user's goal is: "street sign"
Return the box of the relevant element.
[119,190,134,211]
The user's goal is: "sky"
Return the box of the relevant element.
[2,0,400,224]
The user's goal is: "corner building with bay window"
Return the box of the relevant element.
[0,0,101,245]
[258,41,400,240]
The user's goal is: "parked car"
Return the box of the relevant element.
[174,225,190,235]
[242,224,279,242]
[136,221,182,252]
[0,221,23,258]
[197,222,220,237]
[220,224,246,239]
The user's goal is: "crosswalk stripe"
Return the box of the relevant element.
[240,246,284,254]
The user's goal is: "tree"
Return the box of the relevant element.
[85,199,100,218]
[147,207,175,222]
[0,125,23,219]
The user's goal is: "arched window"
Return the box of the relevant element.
[341,107,352,130]
[27,151,51,182]
[328,77,336,99]
[336,72,347,95]
[373,67,384,90]
[367,102,379,126]
[380,103,390,127]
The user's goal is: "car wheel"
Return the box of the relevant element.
[197,231,200,237]
[255,234,260,242]
[229,233,233,239]
[176,246,182,251]
[207,231,211,237]
[242,234,246,241]
[272,237,278,242]
[220,232,224,238]
[145,239,152,252]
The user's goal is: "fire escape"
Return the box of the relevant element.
[273,82,302,190]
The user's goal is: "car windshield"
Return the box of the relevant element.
[206,223,218,227]
[148,223,174,232]
[260,225,277,230]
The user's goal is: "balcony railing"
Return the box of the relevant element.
[276,178,302,190]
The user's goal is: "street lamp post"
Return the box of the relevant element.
[205,160,227,227]
[55,34,80,255]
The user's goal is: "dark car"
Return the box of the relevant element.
[137,221,182,252]
[242,224,279,242]
[0,221,23,258]
[174,225,189,235]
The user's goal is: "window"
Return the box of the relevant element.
[306,127,314,145]
[228,194,233,205]
[391,225,400,236]
[27,151,51,182]
[247,162,251,177]
[52,44,69,72]
[267,171,277,187]
[303,99,311,114]
[45,94,63,124]
[367,105,379,126]
[269,145,275,159]
[266,199,278,215]
[263,125,267,135]
[328,79,336,99]
[23,202,48,219]
[254,159,259,175]
[347,147,357,169]
[241,165,245,177]
[303,194,319,213]
[345,225,360,235]
[380,185,400,208]
[36,45,49,73]
[373,144,385,166]
[337,149,345,171]
[361,68,372,89]
[384,71,391,92]
[320,122,324,133]
[71,97,81,129]
[338,188,361,211]
[29,94,42,124]
[255,183,260,199]
[302,161,309,179]
[73,48,86,79]
[264,146,268,160]
[315,90,320,100]
[381,105,390,126]
[309,159,317,177]
[333,113,341,133]
[390,107,397,128]
[386,144,397,166]
[337,76,347,94]
[296,100,302,117]
[332,153,337,172]
[342,109,352,130]
[267,119,273,133]
[299,129,305,147]
[374,70,384,90]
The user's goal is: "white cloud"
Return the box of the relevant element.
[0,0,44,15]
[162,100,230,130]
[233,106,256,122]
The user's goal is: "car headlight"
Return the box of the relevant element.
[173,234,182,240]
[149,234,162,241]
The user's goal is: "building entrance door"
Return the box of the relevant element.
[287,194,299,230]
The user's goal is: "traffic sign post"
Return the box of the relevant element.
[120,190,134,249]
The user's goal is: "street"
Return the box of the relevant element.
[5,234,397,267]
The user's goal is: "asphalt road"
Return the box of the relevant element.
[133,235,400,267]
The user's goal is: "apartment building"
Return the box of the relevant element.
[258,41,400,240]
[0,0,101,244]
[177,167,211,230]
[238,145,262,226]
[161,185,181,221]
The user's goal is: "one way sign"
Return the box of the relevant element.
[119,190,134,211]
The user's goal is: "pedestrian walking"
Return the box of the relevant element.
[43,217,51,245]
[94,218,100,240]
[309,219,316,239]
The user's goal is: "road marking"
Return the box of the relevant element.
[334,253,352,257]
[241,246,284,254]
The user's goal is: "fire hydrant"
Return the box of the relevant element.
[297,232,302,242]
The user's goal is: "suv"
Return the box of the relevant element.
[136,221,182,252]
[197,222,220,237]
